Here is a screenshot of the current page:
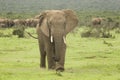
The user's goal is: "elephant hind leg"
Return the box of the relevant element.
[39,42,46,68]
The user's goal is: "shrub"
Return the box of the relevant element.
[12,26,25,38]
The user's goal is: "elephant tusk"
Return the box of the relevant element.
[50,36,53,43]
[63,37,66,44]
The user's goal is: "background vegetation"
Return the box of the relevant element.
[0,0,120,12]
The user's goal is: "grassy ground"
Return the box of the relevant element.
[0,28,120,80]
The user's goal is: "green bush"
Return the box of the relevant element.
[12,26,25,38]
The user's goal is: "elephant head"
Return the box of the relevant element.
[36,10,78,37]
[36,9,78,71]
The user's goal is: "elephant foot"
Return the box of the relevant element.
[56,67,64,72]
[40,66,46,69]
[40,64,46,69]
[55,63,64,72]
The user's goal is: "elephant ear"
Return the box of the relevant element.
[36,11,50,37]
[63,9,78,34]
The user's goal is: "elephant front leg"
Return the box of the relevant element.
[40,51,46,68]
[46,44,56,70]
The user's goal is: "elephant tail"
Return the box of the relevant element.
[25,31,38,39]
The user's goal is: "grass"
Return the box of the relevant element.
[0,28,120,80]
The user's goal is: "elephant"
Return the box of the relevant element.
[35,9,78,71]
[92,17,105,25]
[7,19,14,27]
[0,18,14,28]
[0,19,5,28]
[25,18,32,27]
[25,18,39,27]
[0,23,6,28]
[13,19,26,26]
[30,19,39,27]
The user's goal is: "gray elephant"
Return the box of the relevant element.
[92,17,106,25]
[25,18,39,27]
[0,18,14,28]
[13,19,26,26]
[36,9,78,71]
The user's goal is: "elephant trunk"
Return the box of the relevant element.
[54,36,62,62]
[53,35,66,63]
[53,35,66,71]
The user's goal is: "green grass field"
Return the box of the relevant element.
[0,28,120,80]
